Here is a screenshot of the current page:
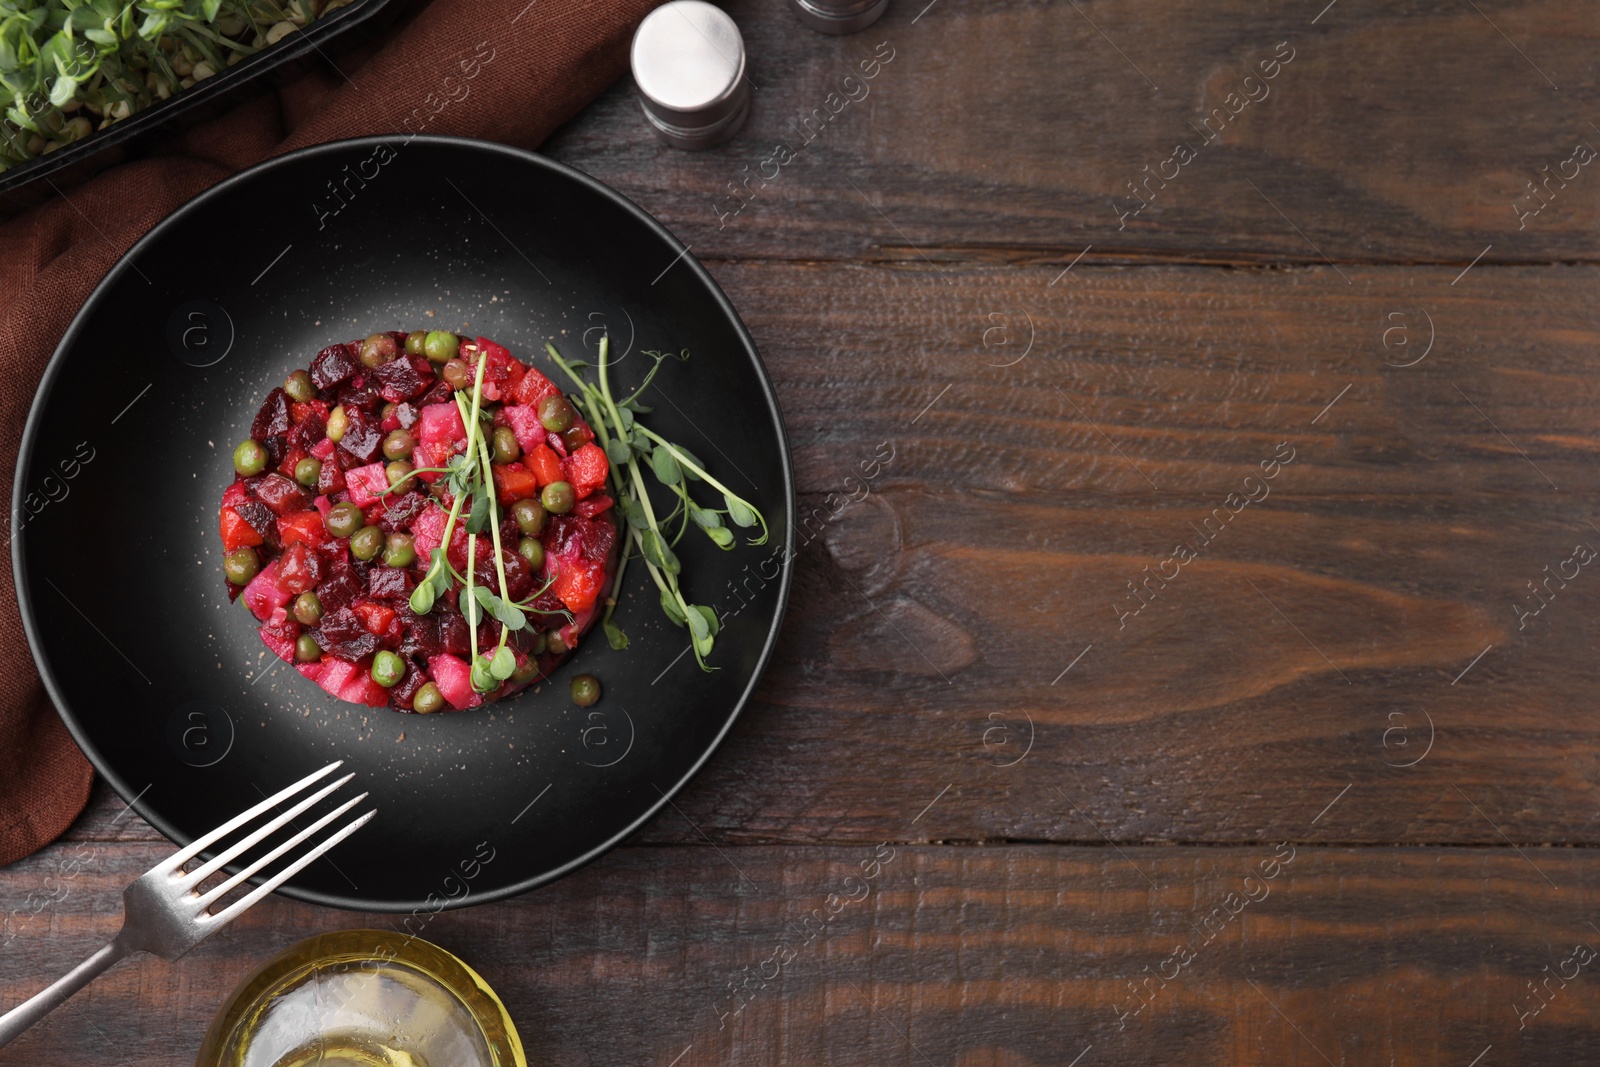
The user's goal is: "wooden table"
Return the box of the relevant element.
[5,1,1600,1062]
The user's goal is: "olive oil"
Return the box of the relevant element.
[196,931,524,1067]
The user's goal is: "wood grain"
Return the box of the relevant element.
[3,843,1597,1065]
[544,0,1600,266]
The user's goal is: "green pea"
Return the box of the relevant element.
[511,497,546,536]
[381,402,399,422]
[405,331,427,356]
[292,591,323,626]
[326,405,348,442]
[383,429,416,461]
[413,682,445,713]
[570,673,601,707]
[537,395,576,433]
[359,333,398,369]
[284,369,316,403]
[326,502,364,538]
[386,460,414,490]
[423,330,460,363]
[527,631,547,656]
[223,547,259,585]
[511,658,540,685]
[371,650,405,688]
[517,537,544,569]
[349,524,385,561]
[294,456,322,487]
[492,425,520,463]
[540,481,574,514]
[233,439,267,476]
[295,633,322,663]
[384,532,417,568]
[545,630,569,655]
[441,358,471,391]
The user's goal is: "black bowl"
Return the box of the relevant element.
[13,136,794,912]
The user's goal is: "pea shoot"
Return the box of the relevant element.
[543,337,768,670]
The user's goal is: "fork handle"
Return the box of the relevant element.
[0,939,130,1049]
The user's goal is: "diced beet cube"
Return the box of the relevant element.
[288,412,326,454]
[234,498,281,550]
[259,605,301,660]
[573,494,613,519]
[252,473,312,517]
[580,515,617,564]
[310,606,380,661]
[427,653,482,710]
[316,556,364,612]
[336,380,383,414]
[417,379,453,407]
[337,405,383,462]
[376,491,427,533]
[502,404,546,455]
[500,547,533,601]
[262,436,287,467]
[316,458,346,494]
[244,561,291,621]
[275,541,321,595]
[296,661,325,683]
[222,481,250,509]
[344,463,390,507]
[400,612,441,659]
[290,399,331,426]
[391,662,427,710]
[368,566,411,600]
[371,355,432,402]
[417,403,465,446]
[340,669,392,708]
[437,612,470,657]
[310,437,335,460]
[316,657,358,699]
[252,387,292,442]
[310,343,359,390]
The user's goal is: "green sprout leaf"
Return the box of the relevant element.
[604,618,629,650]
[489,645,517,681]
[705,525,734,548]
[660,587,687,626]
[725,495,758,528]
[470,656,497,693]
[409,581,436,614]
[465,491,490,534]
[650,446,681,486]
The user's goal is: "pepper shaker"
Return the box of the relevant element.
[788,0,890,35]
[631,1,749,150]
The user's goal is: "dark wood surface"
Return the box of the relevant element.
[5,0,1600,1062]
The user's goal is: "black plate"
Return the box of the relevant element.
[0,0,413,210]
[13,136,794,912]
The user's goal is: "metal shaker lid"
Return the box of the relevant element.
[789,0,891,35]
[631,1,749,148]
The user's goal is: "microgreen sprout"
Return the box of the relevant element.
[543,337,767,671]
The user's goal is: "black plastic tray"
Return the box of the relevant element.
[0,0,413,212]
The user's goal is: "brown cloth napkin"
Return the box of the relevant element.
[0,0,660,868]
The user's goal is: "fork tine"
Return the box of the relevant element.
[192,792,368,909]
[202,809,376,929]
[180,773,354,887]
[161,761,344,871]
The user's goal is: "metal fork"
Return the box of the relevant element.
[0,761,374,1048]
